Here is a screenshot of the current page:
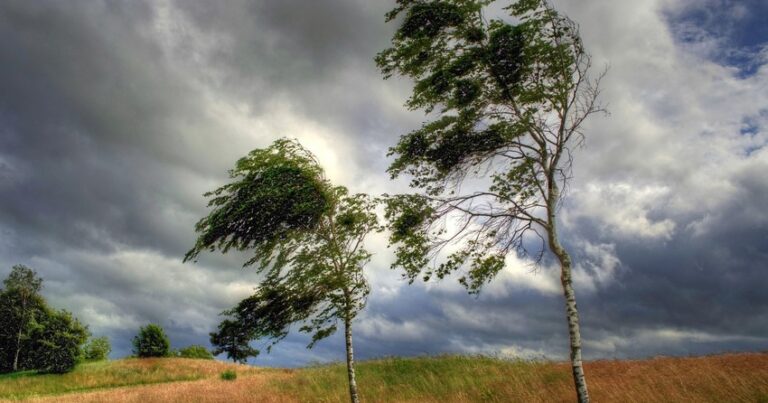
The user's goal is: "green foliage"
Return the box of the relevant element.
[184,138,331,269]
[376,0,603,292]
[0,266,88,374]
[209,319,259,363]
[26,309,89,374]
[177,345,213,360]
[83,336,111,361]
[188,139,382,354]
[132,324,170,358]
[220,369,237,381]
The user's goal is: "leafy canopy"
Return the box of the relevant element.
[1,266,90,374]
[27,309,89,374]
[209,319,259,363]
[377,0,603,293]
[189,139,381,353]
[133,324,170,358]
[83,336,111,361]
[184,138,331,269]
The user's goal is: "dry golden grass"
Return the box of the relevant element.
[2,353,768,402]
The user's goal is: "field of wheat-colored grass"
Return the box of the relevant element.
[1,353,767,402]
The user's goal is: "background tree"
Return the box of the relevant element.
[26,309,89,374]
[186,138,381,403]
[83,336,111,361]
[176,345,214,360]
[376,1,604,401]
[1,265,43,372]
[132,324,170,358]
[209,319,259,364]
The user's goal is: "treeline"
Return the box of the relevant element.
[0,265,109,374]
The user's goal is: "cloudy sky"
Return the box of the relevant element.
[1,0,766,366]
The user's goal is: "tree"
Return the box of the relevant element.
[185,139,381,403]
[26,309,89,374]
[83,336,111,361]
[376,1,604,401]
[1,265,43,372]
[209,319,259,364]
[132,324,170,358]
[177,345,214,360]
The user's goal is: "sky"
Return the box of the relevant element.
[0,0,766,366]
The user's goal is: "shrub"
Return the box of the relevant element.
[220,369,237,381]
[83,336,111,361]
[177,345,213,360]
[132,324,170,358]
[28,309,89,374]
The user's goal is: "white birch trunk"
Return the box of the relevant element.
[344,313,360,403]
[547,199,590,403]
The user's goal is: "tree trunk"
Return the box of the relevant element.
[344,312,361,403]
[547,214,590,403]
[12,329,21,372]
[12,297,27,372]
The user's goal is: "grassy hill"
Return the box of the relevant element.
[1,353,767,402]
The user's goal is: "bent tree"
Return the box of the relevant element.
[185,139,380,403]
[376,1,604,401]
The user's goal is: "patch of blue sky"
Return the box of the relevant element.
[665,0,768,78]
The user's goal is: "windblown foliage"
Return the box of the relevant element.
[377,1,603,401]
[188,139,381,402]
[376,0,603,291]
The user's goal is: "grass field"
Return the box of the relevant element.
[1,353,767,402]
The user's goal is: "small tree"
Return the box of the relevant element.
[27,309,89,374]
[177,345,214,360]
[376,1,604,401]
[209,319,259,364]
[83,336,111,361]
[186,139,381,403]
[2,265,43,372]
[132,324,170,358]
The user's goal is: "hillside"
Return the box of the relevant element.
[1,353,767,402]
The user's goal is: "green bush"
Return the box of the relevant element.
[83,336,111,361]
[220,369,237,381]
[177,345,213,360]
[28,309,89,374]
[132,324,170,358]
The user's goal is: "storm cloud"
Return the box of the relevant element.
[0,0,766,365]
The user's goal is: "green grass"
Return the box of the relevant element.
[274,355,557,402]
[0,358,238,400]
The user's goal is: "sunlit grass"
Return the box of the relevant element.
[0,358,256,400]
[275,353,768,402]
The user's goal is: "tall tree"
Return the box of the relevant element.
[2,265,43,372]
[376,1,604,401]
[186,139,381,403]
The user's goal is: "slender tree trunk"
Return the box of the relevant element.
[343,311,360,403]
[547,205,590,403]
[12,298,27,372]
[12,329,21,372]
